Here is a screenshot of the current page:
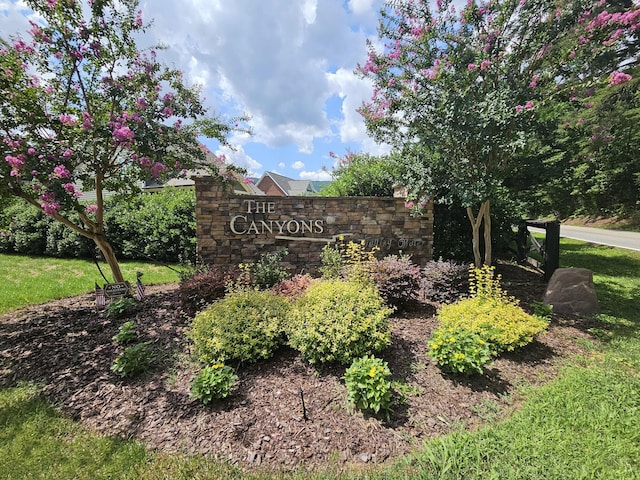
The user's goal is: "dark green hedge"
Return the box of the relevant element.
[0,187,196,263]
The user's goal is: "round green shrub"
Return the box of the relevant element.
[428,326,492,375]
[437,297,549,353]
[287,279,392,364]
[189,290,291,364]
[189,364,238,404]
[344,355,393,418]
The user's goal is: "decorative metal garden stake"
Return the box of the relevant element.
[299,387,308,421]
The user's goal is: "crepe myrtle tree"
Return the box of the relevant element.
[358,0,639,266]
[0,0,248,283]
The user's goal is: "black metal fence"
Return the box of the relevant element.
[516,220,560,281]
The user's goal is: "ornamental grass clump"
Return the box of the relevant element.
[343,355,393,419]
[319,239,379,283]
[437,265,549,354]
[189,290,291,365]
[428,327,493,375]
[287,279,392,364]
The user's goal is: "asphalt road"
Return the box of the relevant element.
[529,225,640,252]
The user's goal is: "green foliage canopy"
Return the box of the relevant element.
[0,0,247,281]
[359,0,639,263]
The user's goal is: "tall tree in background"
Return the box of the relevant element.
[319,152,400,197]
[359,0,639,266]
[0,0,246,282]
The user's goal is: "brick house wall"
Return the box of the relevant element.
[255,176,286,196]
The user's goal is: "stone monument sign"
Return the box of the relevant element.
[195,176,434,273]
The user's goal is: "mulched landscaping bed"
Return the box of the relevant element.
[0,262,599,472]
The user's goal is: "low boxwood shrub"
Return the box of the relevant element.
[287,279,392,364]
[427,326,492,375]
[189,290,291,365]
[343,355,393,418]
[421,259,469,305]
[371,255,422,310]
[179,264,241,317]
[190,364,238,404]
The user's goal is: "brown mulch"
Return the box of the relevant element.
[0,262,600,472]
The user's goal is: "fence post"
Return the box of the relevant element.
[543,221,560,281]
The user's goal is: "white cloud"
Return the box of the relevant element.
[299,169,332,181]
[302,0,318,24]
[348,0,375,16]
[292,161,305,170]
[141,0,375,155]
[3,0,389,174]
[214,145,262,177]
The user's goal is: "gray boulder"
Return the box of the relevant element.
[543,268,599,315]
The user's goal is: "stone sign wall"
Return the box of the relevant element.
[195,176,433,273]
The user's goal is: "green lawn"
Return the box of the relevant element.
[0,254,181,314]
[1,242,639,479]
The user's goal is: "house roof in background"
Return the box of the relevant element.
[256,171,330,196]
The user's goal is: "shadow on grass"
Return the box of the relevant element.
[560,242,640,280]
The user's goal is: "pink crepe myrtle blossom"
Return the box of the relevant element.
[112,125,134,144]
[150,162,167,179]
[39,192,60,215]
[529,75,539,88]
[5,154,24,170]
[82,111,93,130]
[515,104,524,113]
[52,164,71,179]
[468,63,477,71]
[59,114,77,126]
[84,204,98,214]
[405,201,415,208]
[41,201,60,215]
[524,100,534,109]
[608,71,632,86]
[480,60,492,70]
[63,182,82,197]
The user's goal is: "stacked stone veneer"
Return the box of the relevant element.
[195,176,433,273]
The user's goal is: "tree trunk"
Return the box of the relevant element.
[466,200,492,267]
[21,193,125,283]
[93,235,125,283]
[467,205,482,267]
[483,200,492,266]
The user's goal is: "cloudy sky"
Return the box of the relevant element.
[1,0,397,180]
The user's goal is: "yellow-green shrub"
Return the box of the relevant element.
[287,279,392,364]
[437,297,549,353]
[189,290,291,364]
